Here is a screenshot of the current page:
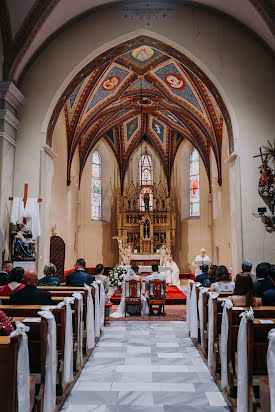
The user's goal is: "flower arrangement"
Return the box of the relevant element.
[109,264,127,288]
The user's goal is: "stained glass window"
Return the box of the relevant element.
[190,148,200,217]
[91,151,101,220]
[139,154,153,186]
[140,188,153,212]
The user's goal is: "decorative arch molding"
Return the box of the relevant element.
[46,35,233,190]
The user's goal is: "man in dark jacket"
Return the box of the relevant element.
[195,264,210,287]
[253,262,273,298]
[66,258,95,287]
[0,261,13,286]
[262,265,275,306]
[10,269,53,305]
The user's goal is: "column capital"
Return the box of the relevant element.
[0,81,25,109]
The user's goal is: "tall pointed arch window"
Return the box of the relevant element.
[190,148,200,217]
[139,153,153,211]
[91,151,101,220]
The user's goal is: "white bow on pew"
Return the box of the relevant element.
[9,321,30,412]
[84,284,95,349]
[186,279,193,332]
[72,292,84,367]
[207,292,219,367]
[267,328,275,412]
[37,310,57,412]
[97,279,105,330]
[237,307,254,412]
[92,281,101,338]
[198,287,210,349]
[220,298,233,388]
[190,282,201,339]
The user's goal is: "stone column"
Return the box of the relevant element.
[0,82,24,260]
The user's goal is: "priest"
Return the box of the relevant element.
[192,248,211,276]
[164,256,180,287]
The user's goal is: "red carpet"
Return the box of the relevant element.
[110,285,186,305]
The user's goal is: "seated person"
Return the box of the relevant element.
[241,260,255,280]
[230,272,262,306]
[262,265,275,306]
[95,263,109,301]
[253,262,273,298]
[0,310,14,336]
[38,263,60,286]
[0,261,13,286]
[146,263,166,315]
[210,265,235,292]
[208,264,218,285]
[125,265,142,316]
[66,258,95,287]
[0,267,25,296]
[196,264,210,287]
[10,269,53,305]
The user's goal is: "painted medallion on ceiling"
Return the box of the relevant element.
[131,45,155,62]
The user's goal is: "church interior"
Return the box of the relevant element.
[0,1,274,411]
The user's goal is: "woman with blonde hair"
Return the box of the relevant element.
[38,263,60,286]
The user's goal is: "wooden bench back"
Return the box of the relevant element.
[0,335,20,412]
[125,279,141,298]
[148,280,165,299]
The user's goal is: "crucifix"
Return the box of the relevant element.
[9,183,43,224]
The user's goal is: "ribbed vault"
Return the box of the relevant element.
[47,36,233,190]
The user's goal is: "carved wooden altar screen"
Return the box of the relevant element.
[50,236,65,281]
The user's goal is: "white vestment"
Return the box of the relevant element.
[110,269,149,317]
[164,260,180,287]
[192,254,211,276]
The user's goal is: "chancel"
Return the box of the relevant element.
[0,0,274,411]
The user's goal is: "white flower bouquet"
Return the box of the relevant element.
[109,264,127,288]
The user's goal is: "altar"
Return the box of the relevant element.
[130,254,161,266]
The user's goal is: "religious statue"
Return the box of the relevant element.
[11,222,36,261]
[115,237,132,265]
[159,244,171,265]
[143,191,150,211]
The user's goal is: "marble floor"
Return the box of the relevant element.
[61,321,231,412]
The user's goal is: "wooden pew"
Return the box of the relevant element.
[247,318,275,411]
[11,317,47,412]
[0,335,20,412]
[226,307,275,398]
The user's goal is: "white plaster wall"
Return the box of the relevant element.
[12,3,275,267]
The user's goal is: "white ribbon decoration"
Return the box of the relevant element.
[37,310,57,412]
[186,279,193,332]
[220,298,233,388]
[56,297,75,384]
[198,287,210,349]
[9,321,30,412]
[92,282,100,338]
[190,282,199,339]
[267,328,275,412]
[72,292,83,367]
[84,284,95,349]
[207,292,219,367]
[97,280,105,330]
[237,307,254,412]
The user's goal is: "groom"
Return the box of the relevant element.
[146,264,166,315]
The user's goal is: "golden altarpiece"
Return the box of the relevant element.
[115,152,176,265]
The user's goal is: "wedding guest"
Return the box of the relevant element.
[0,261,13,286]
[0,267,25,296]
[210,265,235,292]
[10,269,53,305]
[66,258,95,286]
[38,263,60,286]
[241,260,255,280]
[195,264,210,286]
[262,265,275,306]
[253,262,273,298]
[95,264,109,297]
[230,272,262,306]
[208,264,218,284]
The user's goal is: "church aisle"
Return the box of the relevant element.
[62,321,230,411]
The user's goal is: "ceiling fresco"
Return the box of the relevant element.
[47,36,232,190]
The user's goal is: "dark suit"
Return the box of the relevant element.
[253,277,273,298]
[262,287,275,306]
[65,270,95,287]
[0,272,9,286]
[10,286,53,305]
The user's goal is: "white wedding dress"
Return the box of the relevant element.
[110,269,149,317]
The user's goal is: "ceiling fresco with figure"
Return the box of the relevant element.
[47,36,233,189]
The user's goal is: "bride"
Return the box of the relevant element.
[110,266,149,317]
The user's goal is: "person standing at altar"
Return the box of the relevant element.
[164,256,180,287]
[192,248,211,276]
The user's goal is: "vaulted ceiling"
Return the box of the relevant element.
[46,37,232,189]
[0,0,274,84]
